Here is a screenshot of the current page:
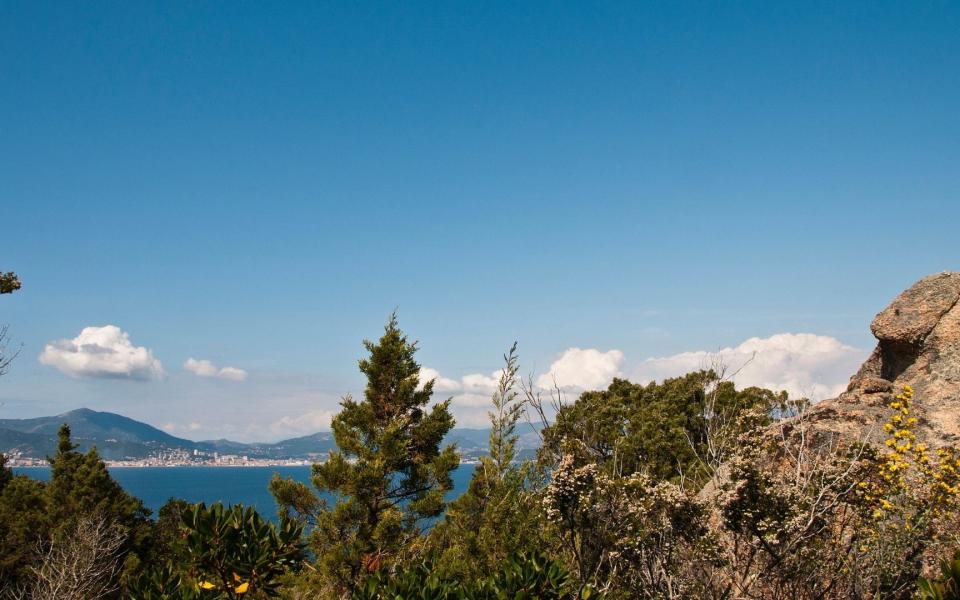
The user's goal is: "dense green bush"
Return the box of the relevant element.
[128,502,305,600]
[355,551,598,600]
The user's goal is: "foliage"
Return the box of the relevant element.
[0,270,21,378]
[918,550,960,600]
[23,513,127,600]
[0,271,19,295]
[148,498,193,567]
[485,342,525,478]
[428,343,547,580]
[355,551,597,600]
[268,474,321,527]
[128,562,191,600]
[1,424,149,593]
[543,455,710,598]
[713,430,878,599]
[0,472,48,586]
[0,453,12,493]
[128,502,305,600]
[476,550,591,600]
[704,385,960,599]
[271,314,459,595]
[6,295,960,600]
[541,371,786,485]
[47,424,150,531]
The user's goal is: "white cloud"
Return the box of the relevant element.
[184,358,248,381]
[39,325,164,380]
[449,394,500,427]
[163,421,202,433]
[217,367,248,381]
[394,333,864,430]
[632,333,864,401]
[268,410,335,437]
[418,367,461,392]
[416,367,509,427]
[462,371,501,391]
[537,347,625,391]
[184,358,218,377]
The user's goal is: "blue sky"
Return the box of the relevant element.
[1,2,958,440]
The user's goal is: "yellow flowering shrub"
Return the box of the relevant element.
[711,386,960,598]
[861,386,960,533]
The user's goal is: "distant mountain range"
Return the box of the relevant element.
[0,408,537,461]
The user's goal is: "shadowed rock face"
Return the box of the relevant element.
[805,272,960,447]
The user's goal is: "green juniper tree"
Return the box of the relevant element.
[47,424,149,530]
[272,314,458,595]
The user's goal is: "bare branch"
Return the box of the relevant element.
[26,513,126,600]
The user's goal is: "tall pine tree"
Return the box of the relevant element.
[299,314,459,593]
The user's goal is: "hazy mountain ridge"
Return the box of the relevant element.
[0,408,537,461]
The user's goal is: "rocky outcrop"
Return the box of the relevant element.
[804,271,960,448]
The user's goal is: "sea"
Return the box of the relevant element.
[13,465,477,520]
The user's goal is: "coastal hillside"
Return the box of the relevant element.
[0,408,531,462]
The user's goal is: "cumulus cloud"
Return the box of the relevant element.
[416,366,509,427]
[39,325,164,380]
[418,367,461,392]
[462,371,503,391]
[428,333,863,427]
[268,410,335,437]
[218,367,248,381]
[420,366,516,395]
[632,333,865,401]
[537,347,625,390]
[184,358,248,381]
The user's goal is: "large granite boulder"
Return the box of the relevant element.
[803,271,960,447]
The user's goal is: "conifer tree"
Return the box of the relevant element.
[428,344,544,580]
[47,424,147,528]
[305,314,459,593]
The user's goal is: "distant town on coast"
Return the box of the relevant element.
[1,407,536,468]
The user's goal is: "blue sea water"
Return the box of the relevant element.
[13,465,477,519]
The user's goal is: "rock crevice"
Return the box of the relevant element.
[808,271,960,447]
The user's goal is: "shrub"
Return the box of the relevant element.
[918,550,960,600]
[355,551,597,600]
[128,503,304,600]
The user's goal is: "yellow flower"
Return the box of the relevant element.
[235,582,250,594]
[198,581,217,590]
